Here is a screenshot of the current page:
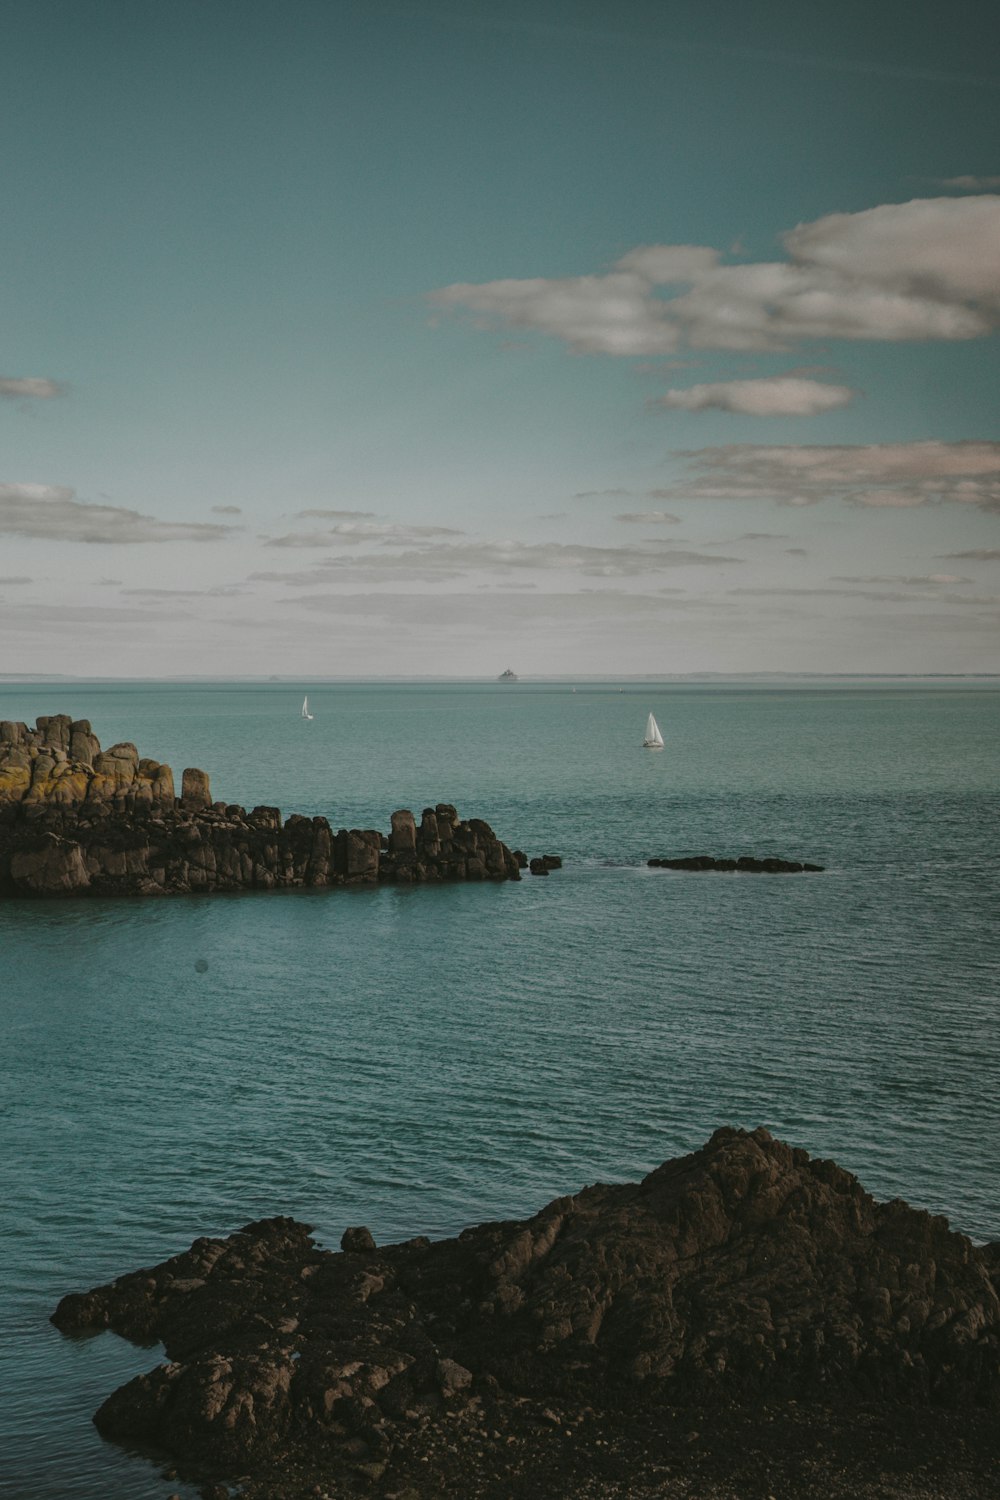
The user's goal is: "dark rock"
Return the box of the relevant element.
[650,854,824,873]
[341,1226,376,1253]
[51,1128,1000,1500]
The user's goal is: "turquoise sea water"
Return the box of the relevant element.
[1,680,998,1499]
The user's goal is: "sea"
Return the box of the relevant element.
[1,679,997,1500]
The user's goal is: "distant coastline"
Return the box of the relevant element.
[2,672,998,684]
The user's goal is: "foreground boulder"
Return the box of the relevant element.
[52,1128,1000,1497]
[0,716,521,895]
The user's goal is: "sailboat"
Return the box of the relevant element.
[301,695,314,721]
[642,712,664,750]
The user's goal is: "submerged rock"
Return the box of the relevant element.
[52,1128,1000,1497]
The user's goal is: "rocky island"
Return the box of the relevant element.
[53,1127,1000,1499]
[648,854,825,873]
[0,714,522,897]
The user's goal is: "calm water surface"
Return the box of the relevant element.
[1,681,998,1499]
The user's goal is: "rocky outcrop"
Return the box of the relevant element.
[0,716,521,897]
[649,854,825,873]
[52,1129,1000,1497]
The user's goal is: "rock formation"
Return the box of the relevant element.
[648,854,825,873]
[0,715,521,897]
[51,1128,1000,1498]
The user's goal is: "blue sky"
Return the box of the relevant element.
[1,0,998,675]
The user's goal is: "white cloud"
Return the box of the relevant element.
[0,376,64,400]
[658,376,857,416]
[0,483,239,542]
[783,196,1000,311]
[665,441,1000,511]
[429,195,1000,354]
[431,269,684,355]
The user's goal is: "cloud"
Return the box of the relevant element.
[255,537,743,585]
[429,195,1000,354]
[615,511,682,524]
[0,575,33,584]
[293,508,377,519]
[728,585,997,605]
[278,589,743,631]
[0,376,65,400]
[120,585,247,599]
[935,175,1000,192]
[832,573,971,585]
[938,548,1000,560]
[786,548,807,556]
[783,196,1000,309]
[0,483,239,543]
[211,504,243,515]
[263,521,464,548]
[657,376,857,416]
[663,441,1000,511]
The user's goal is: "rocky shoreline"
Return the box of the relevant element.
[0,714,522,896]
[52,1128,1000,1499]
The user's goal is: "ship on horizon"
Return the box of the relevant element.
[498,667,518,682]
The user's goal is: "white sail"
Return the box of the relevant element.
[301,695,313,720]
[643,712,663,749]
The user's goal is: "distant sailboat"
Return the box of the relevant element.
[301,695,314,721]
[642,712,664,750]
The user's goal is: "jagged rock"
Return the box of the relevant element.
[0,717,524,897]
[529,854,562,875]
[181,767,212,810]
[388,808,417,855]
[9,832,92,894]
[51,1129,1000,1498]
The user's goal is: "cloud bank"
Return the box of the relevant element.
[665,441,1000,511]
[254,537,743,585]
[429,195,1000,354]
[0,484,238,543]
[263,521,464,548]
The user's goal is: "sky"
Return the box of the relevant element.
[1,0,998,677]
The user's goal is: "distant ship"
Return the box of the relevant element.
[498,668,518,682]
